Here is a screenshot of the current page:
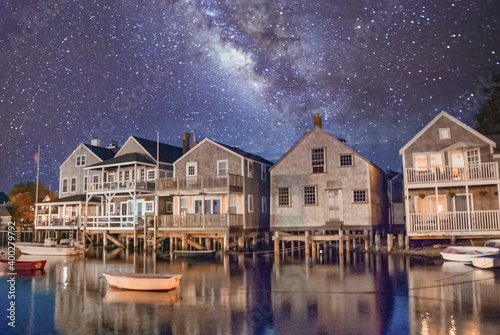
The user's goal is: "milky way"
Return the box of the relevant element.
[0,0,499,192]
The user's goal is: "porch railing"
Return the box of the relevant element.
[406,162,499,184]
[409,210,500,233]
[87,180,155,192]
[156,174,244,192]
[158,214,243,228]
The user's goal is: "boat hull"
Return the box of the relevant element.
[16,243,79,256]
[440,246,500,262]
[174,250,216,259]
[471,254,500,269]
[0,259,47,271]
[103,272,182,291]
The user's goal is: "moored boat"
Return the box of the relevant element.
[0,259,47,271]
[440,246,500,262]
[174,250,216,260]
[16,240,81,256]
[103,272,182,291]
[471,253,500,269]
[484,239,500,248]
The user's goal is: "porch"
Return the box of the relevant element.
[156,174,244,194]
[405,162,498,184]
[87,180,155,192]
[408,210,500,236]
[158,214,243,229]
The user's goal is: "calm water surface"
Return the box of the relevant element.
[2,249,500,335]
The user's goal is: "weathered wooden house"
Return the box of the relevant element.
[399,111,500,242]
[270,115,389,255]
[156,137,272,251]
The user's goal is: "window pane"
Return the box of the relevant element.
[278,187,290,206]
[304,186,316,205]
[340,154,353,166]
[430,153,443,171]
[312,148,324,173]
[414,154,428,171]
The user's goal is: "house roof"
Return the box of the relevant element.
[114,136,183,164]
[399,111,497,155]
[42,194,101,204]
[0,192,9,204]
[0,206,11,217]
[82,144,117,160]
[86,152,156,168]
[214,141,273,165]
[270,126,372,171]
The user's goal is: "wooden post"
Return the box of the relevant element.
[345,232,350,253]
[364,230,369,251]
[312,241,316,258]
[305,231,310,257]
[339,229,344,256]
[398,234,404,249]
[274,231,280,257]
[238,236,245,252]
[281,240,285,256]
[451,236,457,246]
[223,234,229,252]
[182,235,188,251]
[375,233,380,252]
[103,231,108,249]
[387,233,393,252]
[405,235,410,250]
[133,229,138,250]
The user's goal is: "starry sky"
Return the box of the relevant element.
[1,0,499,194]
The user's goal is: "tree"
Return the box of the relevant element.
[475,73,500,134]
[9,182,58,224]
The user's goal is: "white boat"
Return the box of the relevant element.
[440,246,500,262]
[471,253,500,269]
[103,272,182,291]
[484,239,500,248]
[16,238,81,256]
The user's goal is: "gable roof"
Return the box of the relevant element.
[115,136,183,164]
[214,141,273,165]
[399,111,497,155]
[0,206,11,217]
[270,126,371,171]
[82,144,117,160]
[86,153,156,168]
[0,192,9,204]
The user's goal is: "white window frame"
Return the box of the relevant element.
[92,175,99,184]
[415,194,447,214]
[217,159,228,175]
[62,178,68,193]
[340,154,353,167]
[76,154,86,167]
[140,168,145,181]
[186,162,198,176]
[109,203,115,214]
[147,169,156,180]
[453,193,474,212]
[261,196,267,213]
[124,170,130,181]
[145,201,154,213]
[353,190,367,203]
[70,177,77,192]
[439,128,451,140]
[248,160,253,178]
[304,186,317,206]
[413,152,444,171]
[248,194,254,213]
[261,164,267,181]
[109,173,115,183]
[312,148,325,173]
[278,187,291,207]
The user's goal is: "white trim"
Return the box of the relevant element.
[76,154,86,167]
[114,136,156,162]
[186,162,198,176]
[217,159,228,175]
[109,203,116,214]
[248,194,254,213]
[145,201,154,212]
[352,189,367,203]
[453,193,474,212]
[400,111,497,155]
[147,169,156,180]
[62,178,69,193]
[60,143,105,170]
[70,177,77,193]
[439,127,451,140]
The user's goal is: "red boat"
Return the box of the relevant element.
[0,259,47,271]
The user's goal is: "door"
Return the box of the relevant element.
[455,195,473,212]
[327,190,343,221]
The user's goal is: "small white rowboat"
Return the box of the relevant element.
[440,246,500,262]
[103,272,182,291]
[471,254,500,269]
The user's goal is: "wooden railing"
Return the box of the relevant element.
[87,180,155,192]
[406,162,498,184]
[409,211,500,233]
[156,174,244,192]
[158,214,243,228]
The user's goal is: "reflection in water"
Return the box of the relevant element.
[2,251,500,334]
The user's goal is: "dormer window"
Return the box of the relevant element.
[439,128,450,140]
[76,155,86,166]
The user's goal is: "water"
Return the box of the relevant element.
[2,249,500,335]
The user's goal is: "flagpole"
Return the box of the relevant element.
[34,145,40,239]
[154,131,159,251]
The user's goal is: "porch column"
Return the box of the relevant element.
[404,187,411,233]
[435,186,440,232]
[305,231,310,257]
[274,231,280,257]
[466,185,472,231]
[153,193,158,251]
[48,204,52,227]
[63,204,67,227]
[101,167,104,190]
[498,183,500,228]
[103,230,108,248]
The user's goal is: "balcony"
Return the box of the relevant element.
[408,211,500,235]
[158,214,243,229]
[87,180,155,192]
[156,174,244,194]
[405,162,499,184]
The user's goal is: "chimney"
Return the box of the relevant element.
[314,113,322,128]
[182,133,190,154]
[91,139,101,147]
[108,140,118,148]
[192,130,199,148]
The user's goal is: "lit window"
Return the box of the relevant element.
[278,187,290,206]
[312,148,325,173]
[439,128,450,140]
[304,186,317,205]
[340,154,353,166]
[414,154,428,171]
[353,190,367,203]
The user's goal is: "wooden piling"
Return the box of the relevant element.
[387,233,393,252]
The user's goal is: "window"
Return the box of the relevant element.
[109,173,115,182]
[83,176,88,192]
[467,149,480,165]
[71,177,77,192]
[93,175,99,184]
[166,198,173,214]
[204,200,211,214]
[194,200,202,214]
[415,195,446,213]
[124,171,130,181]
[248,195,254,212]
[439,128,450,140]
[131,170,135,181]
[312,148,325,173]
[414,153,443,171]
[119,171,123,182]
[217,160,228,175]
[340,154,353,167]
[229,195,238,214]
[278,187,291,206]
[248,161,253,178]
[145,201,154,212]
[304,186,317,205]
[213,199,221,214]
[140,169,145,181]
[353,190,367,203]
[261,165,267,181]
[180,197,189,214]
[76,155,86,166]
[261,196,267,213]
[159,170,166,178]
[186,162,197,176]
[109,203,115,214]
[147,169,156,180]
[62,178,68,193]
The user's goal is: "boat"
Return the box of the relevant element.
[471,253,500,269]
[0,259,47,271]
[103,272,182,291]
[174,250,216,260]
[484,239,500,248]
[104,287,180,304]
[16,238,82,256]
[440,246,500,262]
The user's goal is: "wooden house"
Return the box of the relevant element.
[399,111,500,242]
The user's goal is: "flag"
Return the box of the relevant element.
[34,152,39,164]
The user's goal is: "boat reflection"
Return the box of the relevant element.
[104,287,180,304]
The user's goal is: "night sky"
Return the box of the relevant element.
[1,0,499,193]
